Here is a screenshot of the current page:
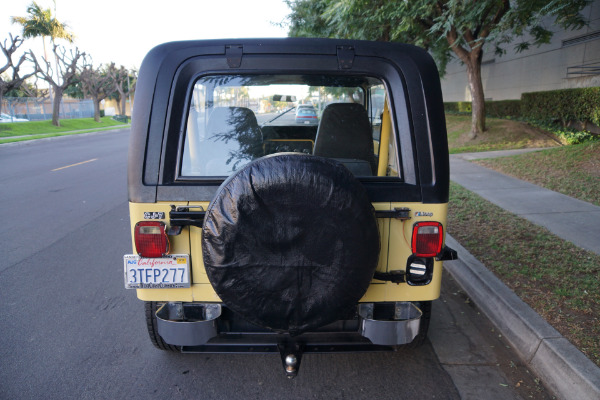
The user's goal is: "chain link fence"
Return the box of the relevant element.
[1,97,94,121]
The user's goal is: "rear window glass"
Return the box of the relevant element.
[181,74,399,178]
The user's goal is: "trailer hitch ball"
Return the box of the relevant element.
[278,343,304,378]
[285,354,298,375]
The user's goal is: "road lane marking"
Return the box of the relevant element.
[51,158,98,172]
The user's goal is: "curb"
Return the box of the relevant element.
[444,235,600,400]
[451,147,554,160]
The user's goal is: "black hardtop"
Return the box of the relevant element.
[129,38,449,204]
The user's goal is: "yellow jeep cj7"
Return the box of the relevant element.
[125,38,456,377]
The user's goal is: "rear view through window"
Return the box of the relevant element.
[181,74,398,178]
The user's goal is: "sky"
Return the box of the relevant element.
[2,0,292,70]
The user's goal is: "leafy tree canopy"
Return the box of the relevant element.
[286,0,589,74]
[285,0,590,138]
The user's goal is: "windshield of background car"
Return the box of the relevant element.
[181,74,399,179]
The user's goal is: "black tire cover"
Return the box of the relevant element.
[202,154,379,335]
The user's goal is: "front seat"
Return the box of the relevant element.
[202,106,263,175]
[313,103,376,175]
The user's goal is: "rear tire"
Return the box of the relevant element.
[405,301,432,348]
[144,301,179,351]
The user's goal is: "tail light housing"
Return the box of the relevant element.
[411,222,443,257]
[134,221,169,258]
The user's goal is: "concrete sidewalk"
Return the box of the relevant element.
[450,151,600,255]
[446,148,600,399]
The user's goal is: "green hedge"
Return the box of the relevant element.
[444,87,600,125]
[444,101,472,113]
[521,87,600,126]
[485,100,522,118]
[444,100,521,117]
[112,115,129,123]
[444,88,600,144]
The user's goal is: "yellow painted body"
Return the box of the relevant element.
[130,201,448,303]
[131,98,448,304]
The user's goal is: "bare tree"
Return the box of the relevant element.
[80,64,113,122]
[30,44,86,126]
[108,63,136,116]
[0,33,41,114]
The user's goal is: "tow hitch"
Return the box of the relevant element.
[155,301,423,377]
[278,342,304,379]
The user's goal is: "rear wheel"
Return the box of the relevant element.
[144,301,179,351]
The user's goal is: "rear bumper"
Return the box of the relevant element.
[155,301,422,350]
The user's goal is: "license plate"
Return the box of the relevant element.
[124,254,191,289]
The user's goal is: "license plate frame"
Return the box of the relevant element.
[124,254,191,289]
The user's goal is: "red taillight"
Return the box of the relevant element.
[411,222,443,257]
[134,221,169,258]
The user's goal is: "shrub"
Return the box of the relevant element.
[443,101,472,114]
[485,100,521,118]
[443,88,600,143]
[443,102,459,113]
[521,87,600,127]
[112,115,129,123]
[445,100,520,118]
[458,101,472,113]
[526,119,597,145]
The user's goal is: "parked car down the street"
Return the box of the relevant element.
[294,105,318,125]
[0,113,29,123]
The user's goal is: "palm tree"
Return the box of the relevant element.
[11,2,74,50]
[11,1,75,118]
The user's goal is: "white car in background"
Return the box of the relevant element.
[0,113,29,123]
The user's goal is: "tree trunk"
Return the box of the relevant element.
[465,56,486,139]
[93,97,101,122]
[121,97,127,116]
[447,28,487,141]
[119,89,127,115]
[52,87,63,127]
[42,38,54,107]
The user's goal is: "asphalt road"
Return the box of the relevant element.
[0,129,552,399]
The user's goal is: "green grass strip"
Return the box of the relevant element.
[0,117,126,137]
[448,182,600,367]
[0,117,128,144]
[0,127,128,144]
[476,141,600,207]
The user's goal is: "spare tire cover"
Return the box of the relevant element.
[202,153,379,335]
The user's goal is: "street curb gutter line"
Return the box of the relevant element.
[0,127,130,146]
[444,235,600,400]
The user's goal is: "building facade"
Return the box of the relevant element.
[440,1,600,101]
